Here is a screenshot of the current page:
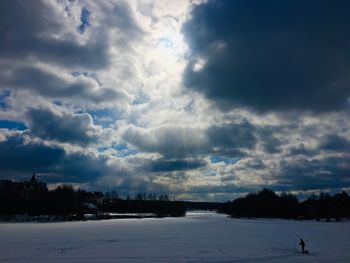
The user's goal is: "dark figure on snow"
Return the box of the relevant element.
[299,238,306,253]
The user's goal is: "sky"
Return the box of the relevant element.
[0,0,349,201]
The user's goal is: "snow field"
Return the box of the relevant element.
[0,211,349,262]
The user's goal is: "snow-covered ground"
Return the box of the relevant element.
[0,211,349,262]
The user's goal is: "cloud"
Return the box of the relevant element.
[25,107,100,145]
[0,130,115,183]
[0,131,65,174]
[147,158,206,172]
[0,0,109,70]
[288,143,318,157]
[50,152,111,183]
[242,158,266,170]
[277,156,350,191]
[122,122,257,158]
[0,63,126,105]
[104,1,144,41]
[207,122,257,155]
[183,0,350,112]
[122,125,208,158]
[122,120,287,159]
[0,0,145,108]
[320,134,350,153]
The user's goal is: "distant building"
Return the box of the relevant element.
[85,191,104,208]
[1,174,47,191]
[25,174,47,191]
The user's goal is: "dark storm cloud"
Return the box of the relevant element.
[25,107,99,145]
[277,156,350,191]
[255,126,283,153]
[206,122,258,157]
[50,152,110,183]
[320,134,350,153]
[147,158,206,172]
[0,0,108,70]
[0,132,65,173]
[0,131,111,183]
[183,0,350,112]
[261,138,282,154]
[288,143,318,157]
[207,121,256,149]
[243,159,266,170]
[207,122,284,156]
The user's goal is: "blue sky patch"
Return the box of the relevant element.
[86,108,122,128]
[98,144,138,157]
[210,155,239,165]
[78,7,90,34]
[114,144,138,157]
[0,120,27,130]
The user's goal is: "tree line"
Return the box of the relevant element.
[2,176,349,221]
[105,191,171,201]
[0,177,185,220]
[102,192,185,217]
[0,181,100,218]
[220,188,350,221]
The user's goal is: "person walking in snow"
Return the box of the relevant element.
[299,238,306,253]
